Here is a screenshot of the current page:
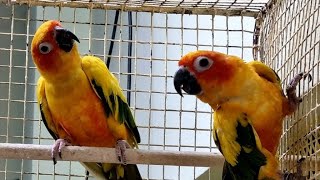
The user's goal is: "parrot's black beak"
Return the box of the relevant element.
[54,26,80,52]
[173,67,202,97]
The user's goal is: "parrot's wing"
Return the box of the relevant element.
[81,56,141,146]
[248,61,282,88]
[36,77,59,140]
[213,113,267,179]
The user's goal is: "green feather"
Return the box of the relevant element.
[220,114,267,180]
[91,80,141,144]
[39,103,58,140]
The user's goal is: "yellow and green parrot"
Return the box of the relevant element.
[173,50,307,179]
[31,20,142,180]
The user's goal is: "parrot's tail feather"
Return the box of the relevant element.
[80,162,142,180]
[85,170,89,180]
[81,162,108,180]
[124,164,142,180]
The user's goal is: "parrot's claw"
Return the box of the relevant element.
[51,139,70,165]
[286,72,312,111]
[281,158,306,180]
[296,158,305,175]
[115,140,130,165]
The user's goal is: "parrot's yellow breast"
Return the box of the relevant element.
[45,71,118,147]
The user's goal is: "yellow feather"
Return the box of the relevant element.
[214,109,241,166]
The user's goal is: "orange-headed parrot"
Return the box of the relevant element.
[31,20,142,180]
[173,50,307,179]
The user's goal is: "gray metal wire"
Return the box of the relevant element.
[257,0,320,179]
[2,0,269,17]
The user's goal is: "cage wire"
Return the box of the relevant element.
[0,0,318,180]
[256,0,320,179]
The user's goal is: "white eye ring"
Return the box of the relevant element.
[193,56,213,72]
[39,42,53,54]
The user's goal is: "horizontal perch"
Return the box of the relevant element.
[0,143,317,172]
[0,143,224,167]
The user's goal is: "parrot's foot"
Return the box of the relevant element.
[286,72,312,111]
[51,139,70,165]
[115,140,130,165]
[281,158,306,180]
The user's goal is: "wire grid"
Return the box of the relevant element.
[257,0,320,179]
[2,0,269,17]
[0,2,257,180]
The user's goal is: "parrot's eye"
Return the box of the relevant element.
[194,56,213,72]
[39,42,53,54]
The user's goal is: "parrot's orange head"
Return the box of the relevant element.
[174,50,237,97]
[31,20,80,74]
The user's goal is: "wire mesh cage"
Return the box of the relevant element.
[256,0,320,179]
[0,0,318,180]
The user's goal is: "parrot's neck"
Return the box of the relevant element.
[208,96,246,111]
[44,68,89,97]
[201,86,258,112]
[47,67,84,84]
[40,49,82,83]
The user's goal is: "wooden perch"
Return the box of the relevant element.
[0,143,317,172]
[0,143,224,167]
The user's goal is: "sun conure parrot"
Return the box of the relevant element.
[173,50,307,179]
[31,20,142,180]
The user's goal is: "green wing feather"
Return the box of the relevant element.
[214,113,267,180]
[82,56,142,180]
[82,55,140,144]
